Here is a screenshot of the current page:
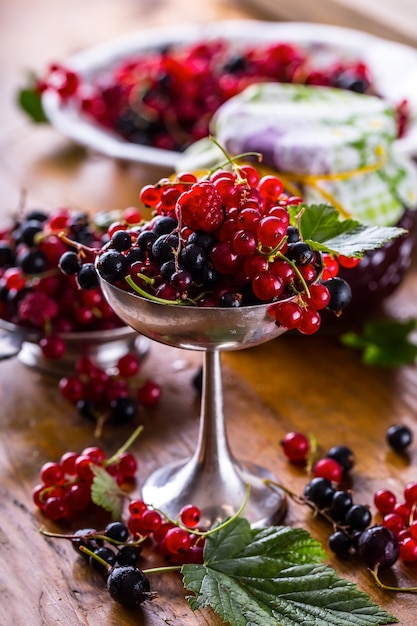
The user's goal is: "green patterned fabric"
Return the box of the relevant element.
[177,84,417,226]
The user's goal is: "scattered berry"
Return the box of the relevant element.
[386,424,413,451]
[280,432,310,463]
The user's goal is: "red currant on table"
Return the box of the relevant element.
[374,489,396,515]
[280,432,310,463]
[32,432,142,521]
[313,458,343,484]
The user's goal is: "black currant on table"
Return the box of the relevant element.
[357,525,400,569]
[105,562,155,608]
[386,424,413,451]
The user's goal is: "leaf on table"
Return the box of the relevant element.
[182,518,397,626]
[17,85,48,123]
[341,318,417,367]
[90,464,124,520]
[289,204,406,258]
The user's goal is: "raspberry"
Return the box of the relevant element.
[18,291,59,328]
[176,181,224,233]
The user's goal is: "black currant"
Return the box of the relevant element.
[330,490,353,521]
[77,398,98,422]
[90,546,117,573]
[322,277,352,313]
[24,209,48,223]
[179,243,206,273]
[104,521,129,543]
[71,528,103,558]
[59,251,82,276]
[151,233,179,263]
[0,241,15,266]
[188,230,215,249]
[328,530,352,558]
[125,246,146,265]
[110,396,138,423]
[345,504,372,531]
[285,226,300,243]
[111,230,132,252]
[17,219,43,246]
[386,424,413,451]
[160,259,177,282]
[107,565,152,608]
[76,263,99,290]
[137,230,157,253]
[219,291,242,307]
[116,545,142,567]
[96,250,128,283]
[286,241,314,266]
[19,249,47,274]
[325,445,355,472]
[304,477,335,508]
[152,215,178,236]
[357,525,400,569]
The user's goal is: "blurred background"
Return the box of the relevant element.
[1,0,416,218]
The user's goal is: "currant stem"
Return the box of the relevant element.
[143,565,182,575]
[369,565,417,593]
[207,136,260,184]
[305,433,319,474]
[58,231,101,255]
[79,545,112,571]
[277,251,311,299]
[105,424,144,466]
[264,479,344,529]
[125,275,184,305]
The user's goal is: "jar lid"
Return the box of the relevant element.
[178,83,417,226]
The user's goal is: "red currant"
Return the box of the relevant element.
[280,432,310,463]
[179,504,201,529]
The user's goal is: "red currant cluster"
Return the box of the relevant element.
[32,445,137,521]
[127,500,204,565]
[0,206,142,358]
[59,354,161,434]
[374,482,417,563]
[66,166,353,336]
[37,39,375,152]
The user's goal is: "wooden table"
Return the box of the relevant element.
[1,1,417,624]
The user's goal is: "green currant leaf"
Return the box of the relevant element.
[90,464,125,519]
[341,318,417,367]
[182,518,397,626]
[289,204,406,258]
[17,86,48,123]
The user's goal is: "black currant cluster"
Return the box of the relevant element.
[302,445,400,570]
[48,522,155,608]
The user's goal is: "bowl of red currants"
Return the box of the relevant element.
[33,20,417,168]
[0,205,147,375]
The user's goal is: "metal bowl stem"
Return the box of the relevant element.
[99,279,289,526]
[142,350,286,527]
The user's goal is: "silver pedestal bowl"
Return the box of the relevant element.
[100,278,290,528]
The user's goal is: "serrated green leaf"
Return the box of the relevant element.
[341,319,417,367]
[289,204,406,258]
[182,518,397,626]
[17,86,48,123]
[90,464,124,519]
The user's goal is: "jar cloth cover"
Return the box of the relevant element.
[177,83,417,227]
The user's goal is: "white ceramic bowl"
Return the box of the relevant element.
[42,20,417,168]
